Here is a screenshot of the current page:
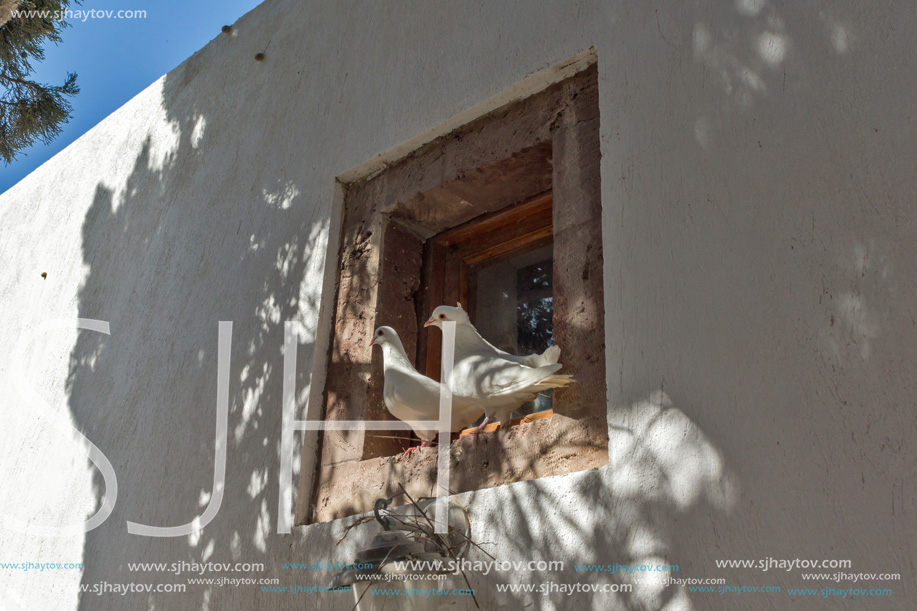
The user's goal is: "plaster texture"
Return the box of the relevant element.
[1,1,914,609]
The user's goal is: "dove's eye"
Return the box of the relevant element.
[438,314,446,320]
[377,330,383,336]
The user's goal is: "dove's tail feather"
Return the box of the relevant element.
[520,345,562,368]
[533,373,574,390]
[541,345,561,364]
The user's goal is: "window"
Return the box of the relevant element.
[298,58,607,525]
[472,241,556,416]
[418,193,556,417]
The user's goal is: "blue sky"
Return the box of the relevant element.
[0,0,264,194]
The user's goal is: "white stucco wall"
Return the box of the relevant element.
[1,1,914,610]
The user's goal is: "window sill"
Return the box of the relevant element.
[458,409,555,436]
[309,412,608,524]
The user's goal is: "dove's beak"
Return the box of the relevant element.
[423,319,434,328]
[368,338,375,347]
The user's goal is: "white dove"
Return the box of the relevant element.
[424,303,572,436]
[370,326,484,456]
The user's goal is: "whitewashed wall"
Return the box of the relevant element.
[1,1,914,610]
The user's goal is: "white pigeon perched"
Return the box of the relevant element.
[424,303,572,435]
[370,326,484,456]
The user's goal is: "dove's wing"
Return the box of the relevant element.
[518,344,561,368]
[451,355,561,397]
[384,368,441,418]
[384,367,484,441]
[383,368,441,442]
[449,353,571,423]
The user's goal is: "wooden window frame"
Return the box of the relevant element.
[297,62,607,526]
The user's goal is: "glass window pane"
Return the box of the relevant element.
[472,243,554,415]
